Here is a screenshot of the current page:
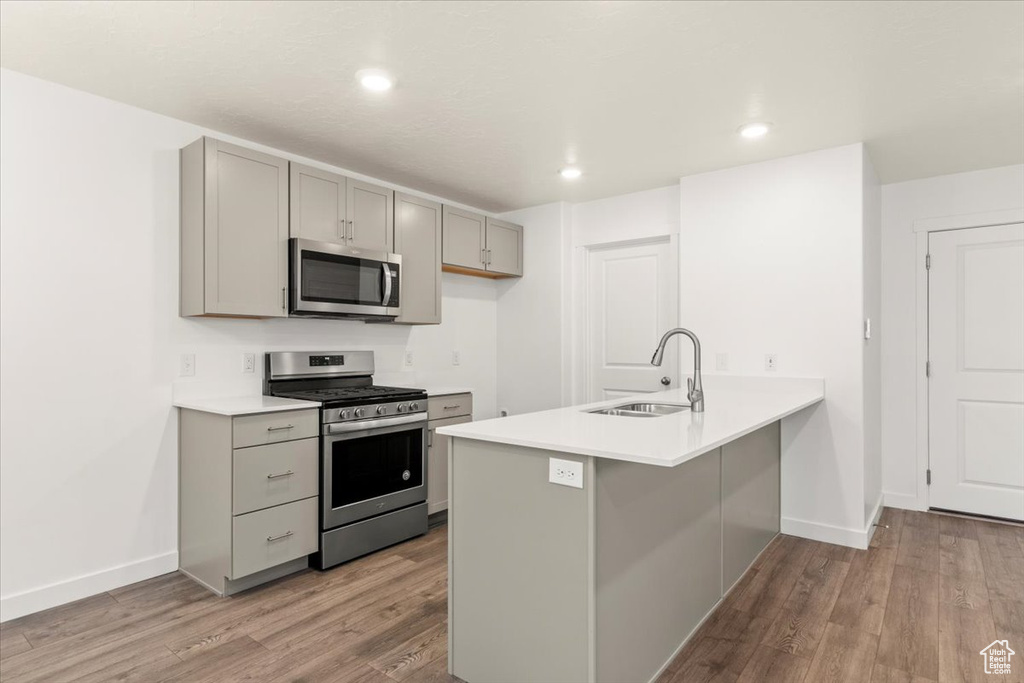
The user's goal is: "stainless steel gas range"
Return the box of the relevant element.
[264,351,428,569]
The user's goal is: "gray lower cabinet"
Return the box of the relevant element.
[426,393,473,515]
[180,137,289,318]
[179,407,320,595]
[441,206,523,278]
[289,162,394,252]
[393,192,442,324]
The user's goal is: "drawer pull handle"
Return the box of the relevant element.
[267,470,294,480]
[267,531,293,542]
[443,405,460,410]
[266,425,294,432]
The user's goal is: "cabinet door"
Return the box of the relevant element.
[204,138,289,317]
[394,192,442,324]
[485,217,523,276]
[427,414,471,515]
[347,179,394,252]
[442,206,486,270]
[289,163,346,244]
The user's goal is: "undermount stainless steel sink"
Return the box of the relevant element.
[588,402,690,417]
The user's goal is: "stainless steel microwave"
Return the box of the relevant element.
[289,238,401,319]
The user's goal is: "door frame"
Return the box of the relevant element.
[572,235,680,405]
[913,208,1024,512]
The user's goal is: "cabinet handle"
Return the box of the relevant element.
[266,470,294,480]
[427,429,433,447]
[443,405,460,410]
[481,249,487,265]
[266,531,293,542]
[487,249,492,264]
[281,287,286,310]
[347,220,354,241]
[266,424,294,432]
[339,219,346,241]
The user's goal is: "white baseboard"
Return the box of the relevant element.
[0,551,178,623]
[782,498,883,551]
[883,491,924,511]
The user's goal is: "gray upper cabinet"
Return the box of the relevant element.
[394,192,442,324]
[289,164,393,253]
[347,179,394,252]
[484,217,524,277]
[442,206,486,270]
[442,207,523,278]
[181,137,289,318]
[289,163,346,244]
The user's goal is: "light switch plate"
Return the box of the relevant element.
[452,350,461,366]
[405,351,414,367]
[549,457,583,489]
[180,353,195,377]
[765,354,777,371]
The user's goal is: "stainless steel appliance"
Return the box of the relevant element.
[289,238,401,319]
[264,351,428,569]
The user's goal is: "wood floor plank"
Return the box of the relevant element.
[732,535,816,620]
[990,598,1024,640]
[0,632,31,661]
[937,603,997,683]
[897,525,940,572]
[938,515,978,541]
[870,662,935,683]
[939,573,990,611]
[801,622,879,683]
[903,511,941,532]
[667,637,741,683]
[977,524,1024,603]
[763,554,851,656]
[735,644,810,683]
[871,508,906,550]
[665,608,771,682]
[876,565,940,680]
[0,592,133,650]
[939,535,986,579]
[830,546,897,635]
[369,621,447,681]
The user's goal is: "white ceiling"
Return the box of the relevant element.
[1,1,1021,212]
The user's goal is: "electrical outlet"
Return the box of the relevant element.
[716,352,729,371]
[549,457,583,489]
[404,351,414,367]
[180,353,195,377]
[452,350,461,366]
[242,352,256,373]
[765,354,777,371]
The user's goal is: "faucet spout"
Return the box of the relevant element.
[650,328,705,412]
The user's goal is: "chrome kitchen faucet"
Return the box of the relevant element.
[651,328,705,412]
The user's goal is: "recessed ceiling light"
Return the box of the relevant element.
[738,122,772,139]
[357,69,394,92]
[560,167,582,180]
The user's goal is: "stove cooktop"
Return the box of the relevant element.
[273,385,426,407]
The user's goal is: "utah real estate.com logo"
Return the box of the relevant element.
[980,640,1015,675]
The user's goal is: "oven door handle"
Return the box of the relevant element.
[381,263,392,306]
[325,413,425,435]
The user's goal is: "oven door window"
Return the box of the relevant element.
[300,250,390,307]
[330,428,424,509]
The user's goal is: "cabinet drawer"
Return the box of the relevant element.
[427,394,473,420]
[232,409,318,448]
[232,497,318,579]
[233,438,319,515]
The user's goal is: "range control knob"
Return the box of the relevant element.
[376,405,387,416]
[409,402,420,412]
[396,403,408,413]
[354,407,366,418]
[339,409,351,420]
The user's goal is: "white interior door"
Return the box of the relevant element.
[586,239,678,402]
[929,223,1024,521]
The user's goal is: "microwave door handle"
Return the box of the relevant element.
[381,263,392,306]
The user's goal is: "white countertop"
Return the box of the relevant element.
[173,395,321,416]
[420,386,474,397]
[437,376,824,467]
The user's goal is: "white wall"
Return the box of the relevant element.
[880,164,1024,509]
[0,69,499,621]
[862,149,882,525]
[679,144,871,543]
[571,185,679,247]
[495,202,571,416]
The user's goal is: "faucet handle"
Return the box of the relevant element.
[687,377,693,394]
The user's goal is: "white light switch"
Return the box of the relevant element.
[452,350,461,366]
[549,457,583,489]
[180,353,195,377]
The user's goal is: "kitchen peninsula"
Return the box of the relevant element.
[438,376,824,683]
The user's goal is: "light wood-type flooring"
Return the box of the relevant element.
[1,509,1022,683]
